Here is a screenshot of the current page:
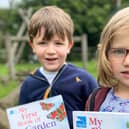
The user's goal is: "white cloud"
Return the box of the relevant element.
[0,0,22,9]
[0,0,10,8]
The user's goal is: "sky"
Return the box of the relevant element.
[0,0,21,8]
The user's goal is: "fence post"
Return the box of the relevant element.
[81,34,88,69]
[5,34,16,80]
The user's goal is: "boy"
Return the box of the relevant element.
[19,6,98,129]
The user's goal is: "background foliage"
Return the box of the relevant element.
[0,0,129,61]
[0,0,123,45]
[0,0,129,97]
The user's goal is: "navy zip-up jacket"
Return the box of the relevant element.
[19,64,98,129]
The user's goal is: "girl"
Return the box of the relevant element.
[86,7,129,112]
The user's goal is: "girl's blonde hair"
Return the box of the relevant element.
[28,6,74,42]
[97,7,129,87]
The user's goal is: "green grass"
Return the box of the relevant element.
[86,60,97,78]
[72,60,97,78]
[0,64,9,76]
[0,60,97,98]
[0,81,18,98]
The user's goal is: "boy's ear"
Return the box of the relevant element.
[67,41,74,54]
[29,41,35,53]
[29,41,33,47]
[69,41,74,50]
[70,41,74,48]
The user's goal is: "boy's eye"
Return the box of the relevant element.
[38,41,47,45]
[56,42,63,45]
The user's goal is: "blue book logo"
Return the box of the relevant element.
[9,110,14,115]
[76,116,87,128]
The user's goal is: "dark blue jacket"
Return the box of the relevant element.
[19,64,98,129]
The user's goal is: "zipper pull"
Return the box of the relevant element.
[43,86,52,99]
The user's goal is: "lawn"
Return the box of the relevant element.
[0,60,97,98]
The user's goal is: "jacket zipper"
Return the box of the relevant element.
[30,64,67,99]
[43,64,67,99]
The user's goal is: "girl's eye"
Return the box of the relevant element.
[109,48,126,58]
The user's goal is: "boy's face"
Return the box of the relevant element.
[31,27,73,72]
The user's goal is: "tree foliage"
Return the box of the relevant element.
[0,0,129,47]
[16,0,113,46]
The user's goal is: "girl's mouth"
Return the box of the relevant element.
[121,71,129,78]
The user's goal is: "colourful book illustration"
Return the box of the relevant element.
[73,111,129,129]
[6,95,70,129]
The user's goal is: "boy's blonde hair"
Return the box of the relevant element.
[97,7,129,87]
[28,6,74,42]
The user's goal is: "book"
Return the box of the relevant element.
[73,111,129,129]
[6,95,70,129]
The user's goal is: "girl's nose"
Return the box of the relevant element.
[123,53,129,66]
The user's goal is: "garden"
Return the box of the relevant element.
[0,0,128,129]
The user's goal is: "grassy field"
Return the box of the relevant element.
[0,60,97,98]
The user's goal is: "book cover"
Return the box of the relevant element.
[6,95,70,129]
[73,111,129,129]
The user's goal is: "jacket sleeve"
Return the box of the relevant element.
[19,79,29,105]
[82,71,98,102]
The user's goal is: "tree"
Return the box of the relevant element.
[1,0,129,58]
[17,0,113,46]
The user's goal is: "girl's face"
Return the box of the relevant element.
[108,31,129,90]
[31,27,73,72]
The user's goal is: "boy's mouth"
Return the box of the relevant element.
[46,58,57,61]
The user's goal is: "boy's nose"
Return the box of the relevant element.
[46,44,56,53]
